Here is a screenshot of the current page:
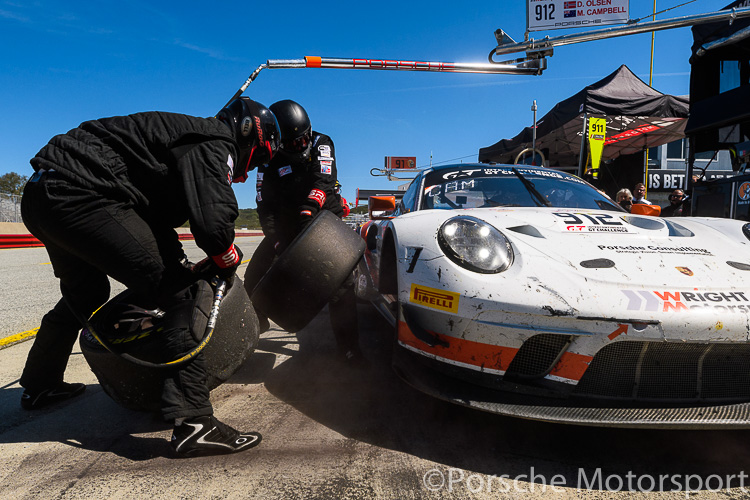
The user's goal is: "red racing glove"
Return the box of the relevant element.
[193,244,243,286]
[297,206,315,234]
[298,188,326,233]
[341,196,350,217]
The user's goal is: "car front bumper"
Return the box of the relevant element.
[392,340,750,429]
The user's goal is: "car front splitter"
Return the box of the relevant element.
[392,346,750,429]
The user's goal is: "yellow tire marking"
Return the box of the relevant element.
[0,328,39,349]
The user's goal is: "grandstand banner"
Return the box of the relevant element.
[647,170,737,192]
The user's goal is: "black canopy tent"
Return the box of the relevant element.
[478,65,689,170]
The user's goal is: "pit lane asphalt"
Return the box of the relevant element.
[3,239,750,499]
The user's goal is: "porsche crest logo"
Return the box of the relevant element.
[676,267,694,276]
[410,284,459,314]
[739,182,750,201]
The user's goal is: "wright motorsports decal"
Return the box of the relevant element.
[622,289,750,313]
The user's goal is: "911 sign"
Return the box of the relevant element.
[385,156,416,170]
[528,0,629,32]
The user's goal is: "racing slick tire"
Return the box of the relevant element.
[251,210,366,332]
[79,275,259,412]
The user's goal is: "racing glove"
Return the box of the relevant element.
[179,253,196,271]
[297,206,316,234]
[273,240,285,255]
[193,244,243,287]
[341,196,350,217]
[297,187,326,233]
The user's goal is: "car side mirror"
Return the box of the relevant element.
[630,204,661,217]
[369,196,397,220]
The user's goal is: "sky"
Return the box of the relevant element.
[0,0,738,208]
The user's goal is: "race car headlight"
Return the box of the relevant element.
[743,223,750,242]
[438,216,513,273]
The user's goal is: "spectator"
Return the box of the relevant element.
[632,183,651,205]
[661,189,690,217]
[616,188,633,212]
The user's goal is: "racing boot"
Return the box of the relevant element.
[21,381,86,410]
[337,346,370,369]
[171,415,261,456]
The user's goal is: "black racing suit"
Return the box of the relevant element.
[247,132,359,353]
[21,112,241,420]
[256,133,343,246]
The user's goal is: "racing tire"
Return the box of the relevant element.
[251,210,366,332]
[80,275,259,412]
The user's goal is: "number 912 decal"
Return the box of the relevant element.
[553,212,631,233]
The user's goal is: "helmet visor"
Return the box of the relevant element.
[282,130,311,153]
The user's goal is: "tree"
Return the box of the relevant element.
[0,172,28,195]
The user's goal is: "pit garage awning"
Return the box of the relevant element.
[685,0,750,153]
[478,65,690,167]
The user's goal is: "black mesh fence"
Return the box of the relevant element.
[0,192,22,223]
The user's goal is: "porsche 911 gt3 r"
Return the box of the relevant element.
[358,163,750,428]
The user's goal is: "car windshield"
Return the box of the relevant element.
[420,166,621,211]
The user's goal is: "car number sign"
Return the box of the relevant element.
[588,117,606,173]
[528,0,629,32]
[385,156,416,170]
[553,212,631,233]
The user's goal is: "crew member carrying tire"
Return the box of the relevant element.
[247,99,363,362]
[19,97,280,457]
[336,180,351,217]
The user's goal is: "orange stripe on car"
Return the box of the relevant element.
[548,351,593,381]
[397,321,519,372]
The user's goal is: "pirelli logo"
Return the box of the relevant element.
[410,284,459,314]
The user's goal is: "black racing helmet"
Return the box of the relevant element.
[217,97,280,182]
[269,99,312,161]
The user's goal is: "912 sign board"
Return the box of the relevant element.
[528,0,629,32]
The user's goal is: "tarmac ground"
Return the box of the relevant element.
[2,239,750,499]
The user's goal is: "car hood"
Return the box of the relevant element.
[446,207,750,286]
[393,207,750,321]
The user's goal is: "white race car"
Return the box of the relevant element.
[358,163,750,428]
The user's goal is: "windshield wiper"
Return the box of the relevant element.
[512,167,552,207]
